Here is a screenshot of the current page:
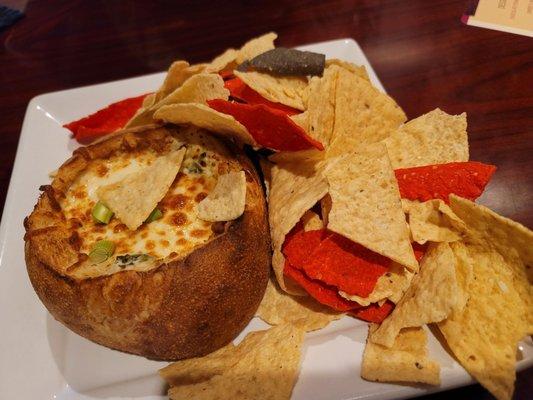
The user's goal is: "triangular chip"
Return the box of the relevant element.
[206,48,239,73]
[370,242,463,348]
[256,277,342,332]
[325,59,370,81]
[197,171,246,222]
[236,32,277,64]
[304,64,340,146]
[325,142,417,270]
[153,61,207,103]
[268,150,328,293]
[449,195,533,331]
[438,240,528,400]
[167,324,304,400]
[97,148,186,230]
[154,103,256,146]
[402,199,466,244]
[128,74,229,127]
[340,262,414,306]
[384,108,469,169]
[160,343,239,386]
[327,68,406,157]
[449,194,533,269]
[362,325,440,385]
[234,70,307,110]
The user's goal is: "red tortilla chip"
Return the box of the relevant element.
[282,226,328,268]
[224,77,299,115]
[208,99,324,151]
[301,233,390,298]
[350,301,394,323]
[284,261,360,312]
[63,94,149,144]
[395,162,496,203]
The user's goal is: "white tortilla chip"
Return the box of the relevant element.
[97,148,186,230]
[384,108,469,169]
[128,74,229,127]
[198,171,246,222]
[304,65,339,146]
[167,324,304,400]
[268,150,328,293]
[370,242,463,348]
[327,68,406,157]
[154,103,256,146]
[362,326,440,385]
[206,48,239,73]
[438,241,528,400]
[402,199,466,244]
[340,262,414,306]
[234,70,307,110]
[236,32,277,64]
[256,278,341,331]
[325,142,417,270]
[154,61,207,103]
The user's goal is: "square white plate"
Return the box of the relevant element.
[0,38,531,400]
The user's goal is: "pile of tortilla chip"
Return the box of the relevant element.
[63,33,531,400]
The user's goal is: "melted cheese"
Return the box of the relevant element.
[61,131,230,279]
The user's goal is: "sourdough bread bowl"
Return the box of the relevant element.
[24,125,270,360]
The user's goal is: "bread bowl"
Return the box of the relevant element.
[24,125,270,361]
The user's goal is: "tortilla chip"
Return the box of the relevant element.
[256,277,342,331]
[234,70,307,110]
[154,103,256,146]
[128,74,229,127]
[370,242,463,348]
[97,148,186,230]
[362,325,440,385]
[236,32,277,64]
[449,195,533,331]
[327,69,406,157]
[325,59,370,81]
[304,65,339,146]
[301,209,324,231]
[449,195,533,269]
[142,92,156,108]
[167,324,304,400]
[206,48,239,73]
[340,262,414,306]
[438,241,528,400]
[154,61,207,102]
[268,150,328,293]
[384,108,469,169]
[325,142,417,270]
[160,344,239,386]
[198,171,246,222]
[402,199,466,244]
[290,111,308,132]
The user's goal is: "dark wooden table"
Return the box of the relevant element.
[1,1,531,399]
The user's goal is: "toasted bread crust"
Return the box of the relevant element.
[24,126,270,360]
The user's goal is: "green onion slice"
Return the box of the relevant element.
[92,201,113,224]
[89,240,115,264]
[145,208,163,223]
